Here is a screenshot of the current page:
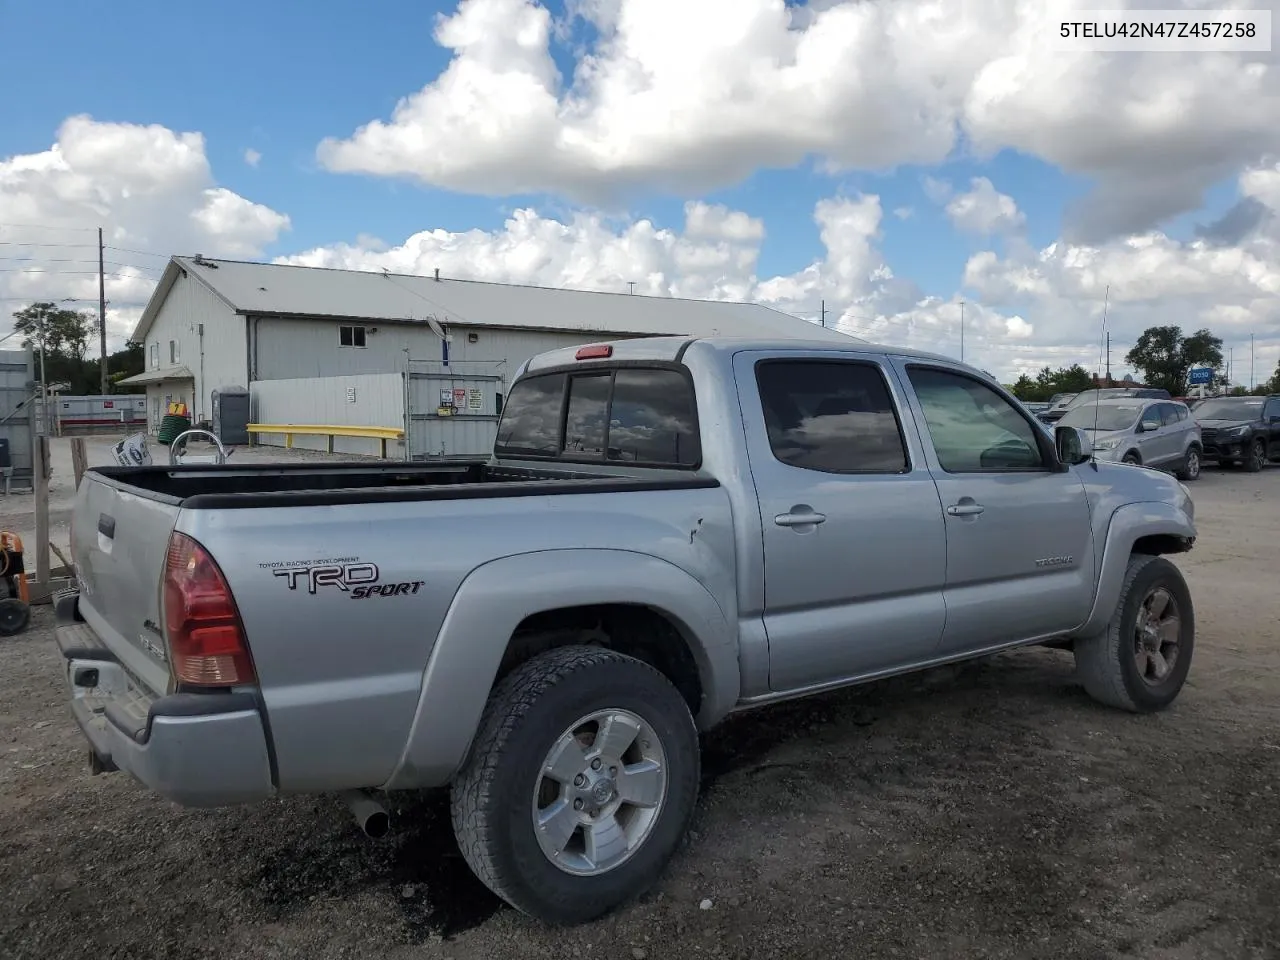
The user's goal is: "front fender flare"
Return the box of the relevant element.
[1077,500,1196,637]
[382,549,738,790]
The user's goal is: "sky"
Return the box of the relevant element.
[1,0,1278,386]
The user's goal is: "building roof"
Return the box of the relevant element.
[117,364,194,386]
[131,256,859,346]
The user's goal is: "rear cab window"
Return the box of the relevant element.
[494,365,701,467]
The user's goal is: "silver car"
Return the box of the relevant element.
[1057,397,1202,480]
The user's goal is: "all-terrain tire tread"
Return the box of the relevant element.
[1073,553,1161,712]
[450,645,693,920]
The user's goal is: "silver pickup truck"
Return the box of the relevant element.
[57,336,1197,925]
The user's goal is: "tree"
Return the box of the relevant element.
[11,301,94,363]
[1267,358,1280,394]
[1011,364,1096,402]
[8,301,132,395]
[1124,325,1224,395]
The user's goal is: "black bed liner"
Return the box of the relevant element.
[87,460,719,509]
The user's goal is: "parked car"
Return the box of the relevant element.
[1039,387,1172,425]
[1193,394,1280,471]
[1057,397,1201,480]
[56,335,1199,926]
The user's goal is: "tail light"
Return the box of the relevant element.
[162,532,255,686]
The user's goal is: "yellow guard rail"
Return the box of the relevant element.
[246,423,404,459]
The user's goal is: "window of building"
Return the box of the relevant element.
[755,360,909,474]
[906,367,1046,473]
[339,325,367,348]
[169,339,179,364]
[149,342,159,369]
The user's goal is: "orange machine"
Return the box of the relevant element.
[0,532,32,635]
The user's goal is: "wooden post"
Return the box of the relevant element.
[71,437,87,489]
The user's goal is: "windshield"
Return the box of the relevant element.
[1194,398,1265,421]
[1059,403,1145,431]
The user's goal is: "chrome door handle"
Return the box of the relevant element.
[775,511,827,527]
[946,502,985,517]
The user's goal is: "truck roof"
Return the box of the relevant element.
[521,335,964,375]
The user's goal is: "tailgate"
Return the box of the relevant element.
[72,474,180,697]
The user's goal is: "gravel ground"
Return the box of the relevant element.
[1,455,1278,959]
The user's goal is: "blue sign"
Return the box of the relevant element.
[1188,367,1213,385]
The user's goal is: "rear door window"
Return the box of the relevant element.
[755,360,909,473]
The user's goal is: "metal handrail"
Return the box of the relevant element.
[168,428,232,466]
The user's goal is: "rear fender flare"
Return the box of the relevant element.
[1077,501,1195,637]
[382,549,737,790]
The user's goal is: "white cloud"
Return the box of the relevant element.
[960,160,1280,382]
[945,177,1025,236]
[316,0,1279,239]
[0,116,290,349]
[276,189,1030,369]
[8,106,1280,388]
[244,148,262,167]
[277,154,1280,385]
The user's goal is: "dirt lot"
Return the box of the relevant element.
[1,453,1278,960]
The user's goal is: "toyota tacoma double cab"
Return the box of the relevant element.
[57,335,1197,926]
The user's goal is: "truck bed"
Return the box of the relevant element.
[89,460,719,509]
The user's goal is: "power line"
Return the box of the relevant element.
[0,240,101,249]
[0,222,98,232]
[0,267,160,278]
[106,245,170,258]
[0,256,161,270]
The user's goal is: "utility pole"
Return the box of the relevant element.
[627,281,635,295]
[98,226,108,394]
[820,300,826,328]
[36,308,48,406]
[959,300,965,362]
[1250,333,1255,391]
[1105,332,1111,385]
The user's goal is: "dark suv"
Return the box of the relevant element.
[1194,394,1280,471]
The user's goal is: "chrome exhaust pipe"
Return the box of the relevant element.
[341,789,391,839]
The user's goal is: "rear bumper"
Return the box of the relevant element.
[55,592,275,808]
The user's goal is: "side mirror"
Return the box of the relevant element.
[1055,426,1091,465]
[1139,419,1160,433]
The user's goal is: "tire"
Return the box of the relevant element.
[451,645,700,926]
[0,598,30,636]
[1175,446,1201,481]
[1121,452,1141,465]
[1245,438,1266,473]
[1073,554,1195,713]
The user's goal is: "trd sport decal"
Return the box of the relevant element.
[266,560,424,599]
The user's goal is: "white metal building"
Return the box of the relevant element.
[124,255,857,458]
